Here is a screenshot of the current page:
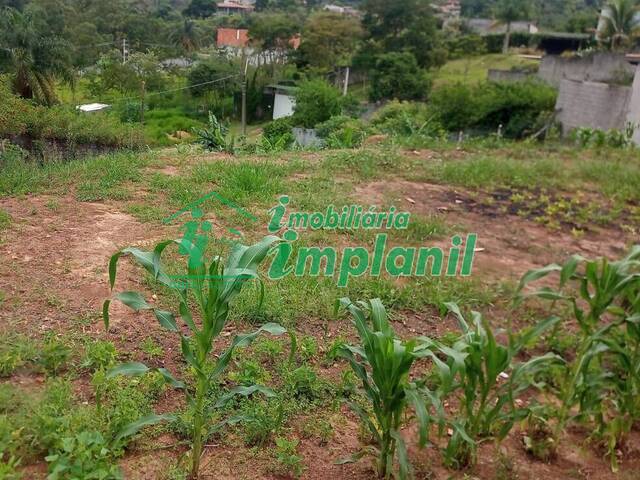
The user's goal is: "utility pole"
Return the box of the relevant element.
[343,66,350,96]
[140,80,146,124]
[122,38,128,64]
[241,57,249,137]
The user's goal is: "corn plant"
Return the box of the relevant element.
[335,298,436,479]
[517,245,640,471]
[432,303,561,468]
[103,234,285,479]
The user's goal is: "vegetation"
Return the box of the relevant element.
[3,0,640,478]
[104,234,287,478]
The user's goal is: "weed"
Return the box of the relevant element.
[45,431,122,480]
[140,338,164,358]
[0,334,37,377]
[0,209,12,231]
[38,334,72,376]
[298,336,318,362]
[271,437,304,478]
[81,340,118,372]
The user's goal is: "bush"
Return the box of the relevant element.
[315,115,368,148]
[371,101,444,139]
[262,117,295,147]
[292,79,344,128]
[369,52,431,102]
[429,80,557,138]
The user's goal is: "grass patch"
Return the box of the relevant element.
[0,209,12,230]
[433,53,538,87]
[0,151,151,199]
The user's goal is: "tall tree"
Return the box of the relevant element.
[599,0,640,49]
[183,0,216,18]
[297,11,363,72]
[495,0,530,53]
[169,17,202,53]
[360,0,446,69]
[0,6,72,105]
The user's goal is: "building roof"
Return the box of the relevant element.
[76,103,110,112]
[217,1,254,10]
[467,18,538,35]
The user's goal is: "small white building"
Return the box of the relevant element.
[264,84,297,120]
[76,103,111,113]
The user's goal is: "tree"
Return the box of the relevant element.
[599,0,640,50]
[369,52,431,102]
[87,51,167,95]
[297,11,363,72]
[187,60,239,97]
[360,0,447,69]
[169,17,202,53]
[495,0,530,54]
[0,6,72,105]
[183,0,217,18]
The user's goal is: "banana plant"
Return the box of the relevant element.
[435,303,561,468]
[335,298,439,479]
[516,245,640,471]
[103,234,285,479]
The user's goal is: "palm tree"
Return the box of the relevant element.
[495,0,529,54]
[0,7,72,105]
[599,0,640,50]
[169,17,202,53]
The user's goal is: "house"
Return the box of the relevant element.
[216,28,249,48]
[217,1,254,15]
[432,0,460,19]
[466,18,539,36]
[323,4,360,16]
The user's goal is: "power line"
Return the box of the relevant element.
[93,73,242,106]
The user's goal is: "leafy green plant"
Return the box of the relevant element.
[45,431,122,480]
[81,340,118,372]
[335,298,434,479]
[517,245,640,471]
[38,334,72,376]
[271,437,304,478]
[103,233,286,478]
[193,112,234,153]
[434,303,560,468]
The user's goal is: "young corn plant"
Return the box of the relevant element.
[434,303,561,468]
[335,298,436,479]
[103,234,285,479]
[516,245,640,471]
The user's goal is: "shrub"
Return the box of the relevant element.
[315,115,368,148]
[262,117,295,148]
[429,80,557,138]
[293,79,344,128]
[371,101,445,139]
[369,52,431,102]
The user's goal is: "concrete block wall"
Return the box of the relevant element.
[539,52,635,88]
[556,79,632,132]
